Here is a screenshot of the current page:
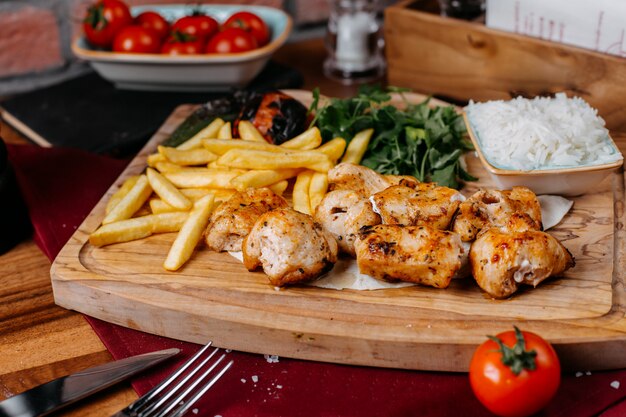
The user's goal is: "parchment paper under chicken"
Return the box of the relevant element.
[470,218,575,298]
[204,188,288,252]
[371,183,464,229]
[354,224,463,288]
[452,186,542,242]
[314,190,381,256]
[328,163,418,198]
[243,208,338,286]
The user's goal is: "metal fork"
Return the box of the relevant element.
[111,342,233,417]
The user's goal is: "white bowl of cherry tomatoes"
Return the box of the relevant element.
[73,1,292,91]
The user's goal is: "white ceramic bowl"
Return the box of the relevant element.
[463,112,624,196]
[72,4,292,92]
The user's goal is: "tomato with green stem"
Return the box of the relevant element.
[224,11,270,47]
[469,326,561,417]
[113,26,161,53]
[135,11,170,41]
[205,28,257,54]
[83,0,133,48]
[161,31,203,55]
[171,12,219,42]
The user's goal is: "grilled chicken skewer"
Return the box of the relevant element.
[328,163,418,198]
[355,224,464,288]
[243,208,338,286]
[452,186,542,242]
[314,190,381,256]
[470,217,575,298]
[204,188,287,252]
[371,183,464,229]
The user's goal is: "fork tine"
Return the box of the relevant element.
[128,342,214,413]
[169,359,234,417]
[141,348,221,417]
[150,354,231,417]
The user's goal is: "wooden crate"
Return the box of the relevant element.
[384,0,626,131]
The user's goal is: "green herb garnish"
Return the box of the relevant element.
[309,85,476,189]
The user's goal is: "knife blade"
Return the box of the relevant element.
[0,348,180,417]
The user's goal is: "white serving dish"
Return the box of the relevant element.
[72,4,292,92]
[463,112,624,196]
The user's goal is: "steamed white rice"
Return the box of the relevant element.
[465,93,622,170]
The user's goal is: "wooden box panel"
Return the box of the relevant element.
[384,0,626,131]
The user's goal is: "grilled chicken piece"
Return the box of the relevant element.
[452,187,542,242]
[470,226,575,298]
[243,208,338,286]
[371,183,464,229]
[328,163,419,198]
[314,190,381,256]
[354,224,463,288]
[204,188,288,252]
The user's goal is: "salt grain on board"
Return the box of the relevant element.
[264,354,280,363]
[241,378,246,383]
[611,381,621,389]
[575,372,583,377]
[252,375,259,383]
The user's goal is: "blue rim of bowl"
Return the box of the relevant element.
[462,112,624,176]
[72,4,292,64]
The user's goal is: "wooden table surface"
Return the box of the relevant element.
[1,36,625,416]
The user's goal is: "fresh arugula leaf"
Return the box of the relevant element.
[311,85,474,189]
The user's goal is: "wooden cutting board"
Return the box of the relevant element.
[51,90,626,372]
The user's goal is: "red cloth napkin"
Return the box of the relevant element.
[8,143,626,417]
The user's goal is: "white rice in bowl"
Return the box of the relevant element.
[465,93,622,171]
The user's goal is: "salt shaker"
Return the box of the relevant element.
[324,0,385,84]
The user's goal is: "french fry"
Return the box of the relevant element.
[185,188,235,202]
[175,135,203,151]
[154,161,186,173]
[147,153,166,167]
[280,127,322,150]
[102,175,152,225]
[268,180,289,195]
[238,120,266,142]
[342,128,373,164]
[147,168,192,210]
[202,138,295,155]
[151,189,235,213]
[309,172,329,211]
[90,212,188,246]
[158,145,218,166]
[229,168,301,191]
[105,175,140,215]
[164,194,215,271]
[183,118,225,144]
[150,198,185,214]
[293,171,313,215]
[164,170,241,189]
[217,121,232,139]
[218,149,334,172]
[317,137,347,161]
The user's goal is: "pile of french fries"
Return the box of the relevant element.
[89,116,373,271]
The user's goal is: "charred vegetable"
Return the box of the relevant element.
[164,91,308,147]
[234,91,308,145]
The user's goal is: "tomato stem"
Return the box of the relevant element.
[84,3,108,30]
[488,326,537,376]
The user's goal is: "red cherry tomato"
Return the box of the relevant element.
[224,11,270,47]
[161,31,203,55]
[113,26,161,53]
[469,327,561,417]
[171,13,219,42]
[135,11,170,41]
[205,28,258,54]
[83,0,133,48]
